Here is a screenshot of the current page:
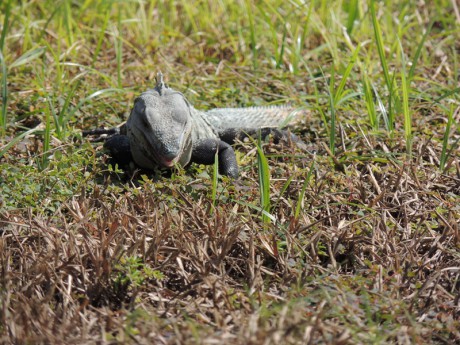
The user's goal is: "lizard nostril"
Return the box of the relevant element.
[162,146,179,160]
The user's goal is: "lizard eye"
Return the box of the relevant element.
[141,114,150,128]
[134,102,149,127]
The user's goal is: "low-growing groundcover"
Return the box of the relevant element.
[0,0,459,344]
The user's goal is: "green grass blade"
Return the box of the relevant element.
[433,87,460,104]
[56,81,81,139]
[0,0,12,53]
[363,73,378,130]
[440,105,454,171]
[9,47,46,69]
[0,127,40,159]
[211,150,219,209]
[63,0,74,45]
[371,80,390,132]
[399,38,412,155]
[335,91,361,106]
[61,88,124,137]
[115,8,123,88]
[334,44,361,106]
[329,65,336,155]
[387,73,398,133]
[37,5,60,43]
[293,1,313,75]
[370,0,391,90]
[245,0,257,70]
[41,97,52,170]
[92,4,111,67]
[256,138,271,225]
[345,0,359,35]
[46,95,61,140]
[294,160,315,219]
[179,0,198,34]
[0,50,7,135]
[0,0,12,136]
[276,25,287,69]
[408,20,433,82]
[273,174,294,209]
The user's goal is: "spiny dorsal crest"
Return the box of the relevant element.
[154,72,168,95]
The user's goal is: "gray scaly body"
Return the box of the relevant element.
[84,73,303,178]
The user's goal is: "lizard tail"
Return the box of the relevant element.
[203,106,303,130]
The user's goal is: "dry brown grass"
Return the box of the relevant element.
[1,127,459,344]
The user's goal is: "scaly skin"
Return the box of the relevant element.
[84,73,304,178]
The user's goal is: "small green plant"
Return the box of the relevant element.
[114,256,163,291]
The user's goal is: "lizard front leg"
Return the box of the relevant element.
[84,124,133,166]
[191,139,239,178]
[103,134,133,166]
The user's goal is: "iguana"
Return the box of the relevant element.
[83,73,304,178]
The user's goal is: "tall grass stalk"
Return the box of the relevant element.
[0,51,7,136]
[256,3,285,69]
[408,20,433,83]
[329,66,336,155]
[0,0,12,136]
[401,69,411,154]
[245,0,257,70]
[294,161,315,219]
[92,4,111,67]
[399,39,412,155]
[0,0,11,52]
[370,0,390,90]
[211,151,219,209]
[439,105,454,171]
[55,81,81,139]
[363,73,378,130]
[179,0,198,34]
[291,2,312,75]
[63,0,74,46]
[372,82,390,131]
[333,44,361,106]
[115,8,123,88]
[41,98,52,170]
[345,0,359,35]
[370,0,396,133]
[256,138,271,225]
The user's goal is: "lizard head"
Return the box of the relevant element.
[126,78,193,170]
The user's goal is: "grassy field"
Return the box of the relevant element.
[1,0,459,343]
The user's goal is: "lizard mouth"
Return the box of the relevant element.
[155,128,189,168]
[160,157,178,168]
[143,140,181,167]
